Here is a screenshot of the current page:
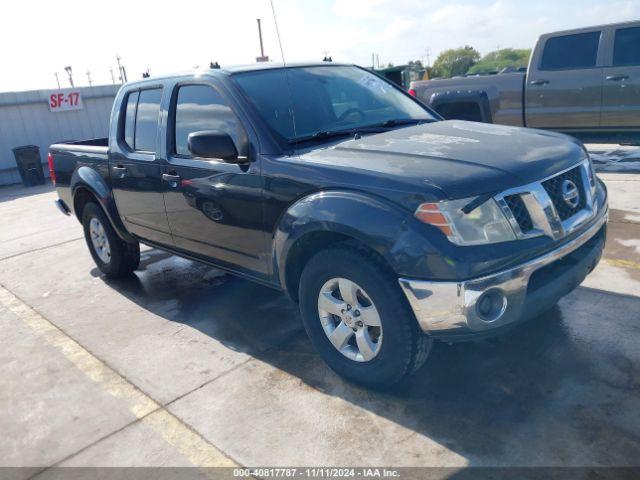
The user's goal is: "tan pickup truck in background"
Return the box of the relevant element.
[410,20,640,144]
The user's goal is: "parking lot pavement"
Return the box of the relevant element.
[0,151,639,471]
[586,143,640,173]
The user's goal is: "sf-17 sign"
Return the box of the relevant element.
[48,90,83,112]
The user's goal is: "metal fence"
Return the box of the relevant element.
[0,84,119,185]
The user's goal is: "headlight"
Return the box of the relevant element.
[415,197,516,246]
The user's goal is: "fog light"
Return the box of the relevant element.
[476,289,507,322]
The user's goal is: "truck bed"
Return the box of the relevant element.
[50,137,109,155]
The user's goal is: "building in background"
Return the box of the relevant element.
[0,84,119,186]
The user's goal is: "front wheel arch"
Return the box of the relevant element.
[272,190,413,299]
[284,231,395,303]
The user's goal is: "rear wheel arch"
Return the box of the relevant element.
[71,182,136,244]
[429,90,493,123]
[72,186,99,222]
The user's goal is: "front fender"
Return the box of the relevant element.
[273,190,417,289]
[70,166,135,243]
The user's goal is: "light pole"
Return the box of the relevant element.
[116,55,127,83]
[86,71,92,87]
[64,66,74,87]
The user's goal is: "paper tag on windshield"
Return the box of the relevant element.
[358,75,389,95]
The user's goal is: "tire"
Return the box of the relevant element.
[82,202,140,278]
[298,244,432,388]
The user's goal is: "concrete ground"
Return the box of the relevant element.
[0,148,639,476]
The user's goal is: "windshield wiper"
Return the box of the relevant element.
[346,118,435,134]
[288,129,355,144]
[379,118,434,128]
[288,118,436,144]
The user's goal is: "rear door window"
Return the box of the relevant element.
[133,88,162,152]
[613,26,640,66]
[540,31,601,70]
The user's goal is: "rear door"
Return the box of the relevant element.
[161,81,268,277]
[526,30,604,129]
[110,87,173,246]
[601,24,640,128]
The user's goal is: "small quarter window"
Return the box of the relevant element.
[123,91,138,149]
[134,89,162,152]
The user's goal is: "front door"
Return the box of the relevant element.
[110,88,173,246]
[161,83,268,277]
[601,24,640,129]
[526,30,603,129]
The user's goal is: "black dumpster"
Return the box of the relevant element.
[12,145,45,187]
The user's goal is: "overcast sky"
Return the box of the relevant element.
[2,0,639,92]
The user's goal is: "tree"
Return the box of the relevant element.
[431,46,480,78]
[467,48,531,74]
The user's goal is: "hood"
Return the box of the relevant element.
[298,120,587,199]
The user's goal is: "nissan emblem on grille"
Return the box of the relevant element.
[561,179,580,208]
[497,160,596,241]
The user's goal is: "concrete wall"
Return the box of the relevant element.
[0,84,119,186]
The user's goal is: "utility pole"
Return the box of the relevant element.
[64,66,74,87]
[255,19,269,62]
[54,72,60,89]
[371,53,375,69]
[86,71,92,87]
[109,68,116,85]
[376,54,380,69]
[425,47,431,67]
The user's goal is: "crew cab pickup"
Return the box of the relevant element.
[410,20,640,143]
[50,63,608,387]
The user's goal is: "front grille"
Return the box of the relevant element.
[504,195,534,233]
[542,166,586,221]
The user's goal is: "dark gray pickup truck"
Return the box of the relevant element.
[410,20,640,142]
[50,63,608,387]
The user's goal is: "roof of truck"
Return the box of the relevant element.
[125,62,356,88]
[543,19,640,37]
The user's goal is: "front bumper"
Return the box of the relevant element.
[399,205,608,341]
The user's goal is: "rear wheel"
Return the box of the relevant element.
[82,202,140,278]
[299,244,432,388]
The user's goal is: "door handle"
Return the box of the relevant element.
[529,79,550,86]
[162,173,181,188]
[112,165,127,178]
[606,74,629,81]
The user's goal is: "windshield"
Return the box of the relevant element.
[232,65,436,143]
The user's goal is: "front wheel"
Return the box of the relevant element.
[298,244,432,388]
[82,202,140,278]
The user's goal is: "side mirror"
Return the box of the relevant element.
[187,131,244,163]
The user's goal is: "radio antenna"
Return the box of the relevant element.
[270,0,287,66]
[269,0,298,140]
